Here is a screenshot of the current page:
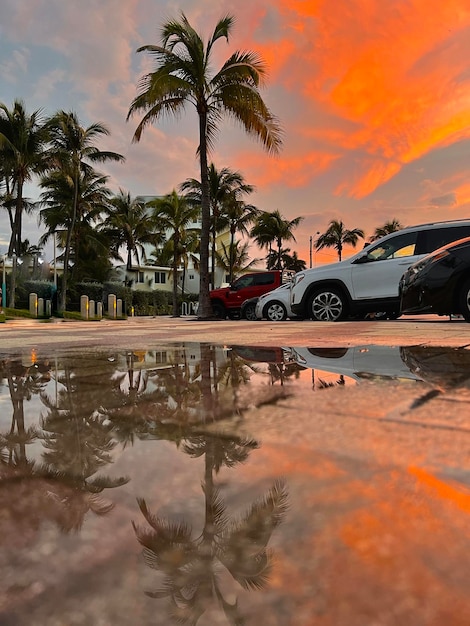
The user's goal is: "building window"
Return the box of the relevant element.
[138,272,144,283]
[154,272,166,284]
[189,274,194,280]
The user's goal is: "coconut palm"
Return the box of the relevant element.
[250,210,303,270]
[101,189,162,271]
[39,168,115,283]
[0,100,50,307]
[127,12,282,319]
[215,240,260,279]
[45,110,124,311]
[181,164,255,288]
[221,197,260,283]
[370,219,403,241]
[0,99,50,257]
[267,248,307,272]
[148,191,201,317]
[316,219,365,262]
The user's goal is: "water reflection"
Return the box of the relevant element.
[1,342,469,623]
[134,432,288,623]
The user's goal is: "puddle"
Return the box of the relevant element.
[1,343,470,624]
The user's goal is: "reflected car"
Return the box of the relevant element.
[285,345,422,382]
[254,283,300,321]
[400,236,470,321]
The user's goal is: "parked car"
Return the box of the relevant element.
[290,219,470,321]
[400,236,470,321]
[255,283,300,321]
[210,270,294,319]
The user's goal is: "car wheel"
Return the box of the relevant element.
[243,302,257,321]
[265,301,287,321]
[211,302,226,319]
[458,279,470,322]
[308,287,346,321]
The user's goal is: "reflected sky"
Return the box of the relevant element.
[1,343,470,625]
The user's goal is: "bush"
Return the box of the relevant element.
[131,290,172,316]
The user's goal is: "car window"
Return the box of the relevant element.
[416,226,470,254]
[365,231,418,262]
[234,275,254,288]
[254,273,275,286]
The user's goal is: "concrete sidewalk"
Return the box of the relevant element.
[0,314,468,352]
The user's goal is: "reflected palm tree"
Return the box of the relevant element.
[134,429,288,624]
[0,355,125,539]
[39,360,129,495]
[0,356,50,467]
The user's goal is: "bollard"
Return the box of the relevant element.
[38,298,44,317]
[97,302,103,319]
[45,300,51,316]
[89,299,95,319]
[29,293,38,317]
[80,295,89,320]
[108,294,116,319]
[117,298,122,317]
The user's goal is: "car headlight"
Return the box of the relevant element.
[293,273,305,287]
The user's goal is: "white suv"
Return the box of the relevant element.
[290,219,470,321]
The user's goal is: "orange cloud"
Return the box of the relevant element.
[230,149,340,189]
[245,0,470,198]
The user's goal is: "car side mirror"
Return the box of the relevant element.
[352,254,370,264]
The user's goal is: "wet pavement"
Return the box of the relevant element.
[1,316,470,625]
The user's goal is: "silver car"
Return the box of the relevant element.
[255,283,299,321]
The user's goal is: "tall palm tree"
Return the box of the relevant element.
[101,189,162,271]
[250,210,303,270]
[0,99,50,257]
[46,110,124,311]
[39,168,115,283]
[370,219,403,241]
[221,197,259,283]
[127,12,282,319]
[0,100,50,307]
[148,191,201,317]
[181,164,255,288]
[316,219,364,262]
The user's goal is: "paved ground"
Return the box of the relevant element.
[2,315,470,624]
[0,313,469,351]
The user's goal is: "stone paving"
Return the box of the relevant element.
[2,315,470,624]
[0,313,469,351]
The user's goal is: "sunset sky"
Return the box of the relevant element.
[1,0,469,266]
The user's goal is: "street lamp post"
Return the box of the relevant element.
[309,232,320,268]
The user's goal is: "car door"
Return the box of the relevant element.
[350,231,421,299]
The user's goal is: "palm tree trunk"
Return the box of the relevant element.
[198,111,212,318]
[172,235,179,317]
[229,225,236,283]
[60,167,79,312]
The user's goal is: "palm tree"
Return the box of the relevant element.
[0,99,50,257]
[181,164,255,288]
[370,219,403,241]
[148,191,200,317]
[316,219,365,262]
[251,210,303,270]
[0,100,50,307]
[215,240,260,279]
[127,12,282,319]
[267,248,306,272]
[39,168,115,283]
[221,196,260,283]
[101,189,162,271]
[45,110,124,311]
